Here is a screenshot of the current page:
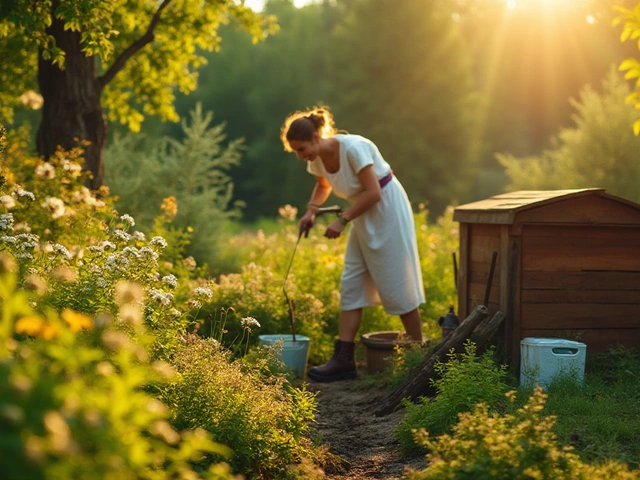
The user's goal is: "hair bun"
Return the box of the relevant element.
[306,112,326,129]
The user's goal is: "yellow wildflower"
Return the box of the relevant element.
[15,315,46,336]
[160,196,178,219]
[61,309,93,332]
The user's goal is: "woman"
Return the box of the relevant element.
[281,107,425,382]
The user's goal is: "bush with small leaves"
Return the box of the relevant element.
[405,387,640,480]
[394,341,509,454]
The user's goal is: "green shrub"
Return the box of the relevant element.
[104,104,243,274]
[160,334,323,479]
[405,388,640,480]
[0,268,235,480]
[394,341,509,454]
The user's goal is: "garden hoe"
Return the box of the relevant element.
[282,205,342,342]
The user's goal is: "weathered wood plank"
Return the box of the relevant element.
[517,195,640,225]
[521,303,640,329]
[470,262,502,285]
[500,226,510,315]
[470,223,503,237]
[469,282,500,306]
[508,236,522,365]
[458,223,470,319]
[522,271,640,290]
[523,224,640,240]
[470,236,501,262]
[522,247,640,272]
[522,289,640,304]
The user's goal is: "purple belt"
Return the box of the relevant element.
[379,171,393,188]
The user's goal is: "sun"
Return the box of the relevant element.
[506,0,579,10]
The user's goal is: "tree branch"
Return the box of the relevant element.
[98,0,175,89]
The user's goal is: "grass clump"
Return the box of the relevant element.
[394,341,510,454]
[541,346,640,469]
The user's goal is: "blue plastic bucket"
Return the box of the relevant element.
[258,334,310,378]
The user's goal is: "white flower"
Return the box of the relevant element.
[96,277,108,288]
[61,160,82,174]
[119,214,135,227]
[139,246,159,262]
[121,246,141,259]
[0,195,16,209]
[15,188,35,201]
[188,299,202,309]
[183,256,197,270]
[131,231,146,241]
[149,289,173,307]
[71,187,96,205]
[240,316,261,332]
[35,163,55,179]
[162,274,178,289]
[112,229,130,242]
[278,204,298,221]
[15,234,39,249]
[0,214,14,231]
[41,197,65,219]
[150,236,167,249]
[52,244,71,259]
[101,241,116,251]
[193,286,213,301]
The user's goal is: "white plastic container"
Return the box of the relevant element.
[520,337,586,388]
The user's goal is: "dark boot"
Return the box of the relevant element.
[307,340,357,382]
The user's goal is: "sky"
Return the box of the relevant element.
[242,0,313,11]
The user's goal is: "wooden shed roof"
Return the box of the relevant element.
[453,188,640,225]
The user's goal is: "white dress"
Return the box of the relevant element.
[307,134,425,315]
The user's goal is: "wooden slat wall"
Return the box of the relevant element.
[520,225,640,353]
[521,329,640,354]
[467,224,501,314]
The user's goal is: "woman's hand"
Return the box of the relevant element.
[324,219,345,239]
[299,210,316,238]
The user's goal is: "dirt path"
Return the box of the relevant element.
[308,373,426,479]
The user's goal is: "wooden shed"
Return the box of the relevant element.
[453,188,640,367]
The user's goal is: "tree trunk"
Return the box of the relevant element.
[36,1,106,190]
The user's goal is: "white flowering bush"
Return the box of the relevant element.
[0,128,327,479]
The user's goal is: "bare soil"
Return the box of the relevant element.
[307,368,426,479]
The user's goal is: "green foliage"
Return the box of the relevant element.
[497,69,640,203]
[541,346,640,469]
[325,0,481,215]
[384,341,435,391]
[170,0,340,220]
[405,388,640,480]
[105,104,243,273]
[394,341,509,454]
[159,334,323,479]
[0,0,277,130]
[0,270,236,480]
[614,1,640,134]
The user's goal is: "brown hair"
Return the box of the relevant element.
[280,107,337,152]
